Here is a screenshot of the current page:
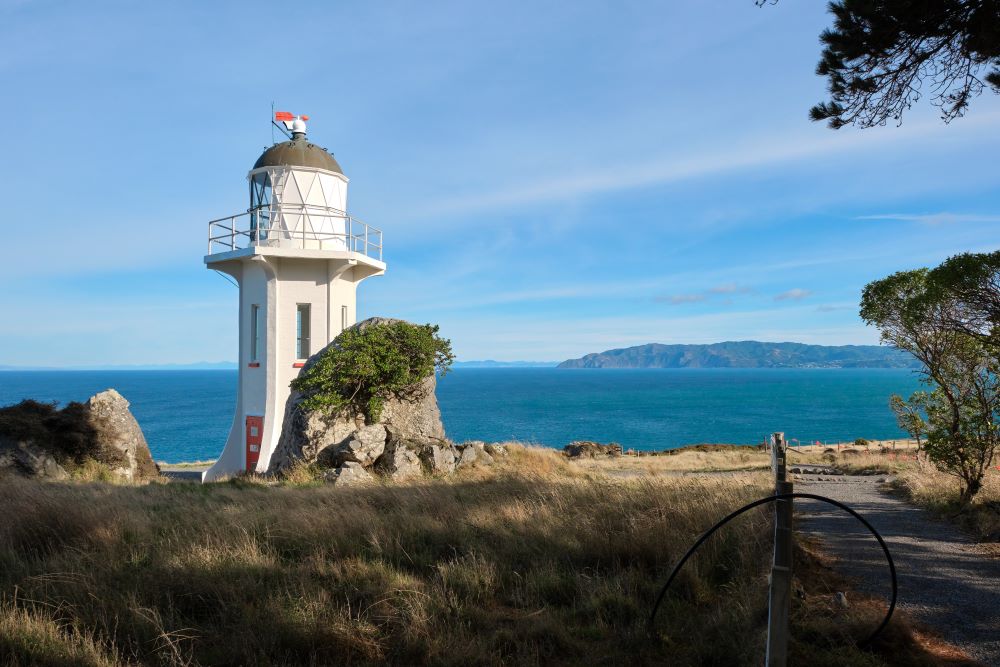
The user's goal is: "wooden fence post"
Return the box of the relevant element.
[766,432,793,666]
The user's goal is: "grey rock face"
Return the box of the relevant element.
[377,374,446,441]
[419,440,458,474]
[324,461,375,486]
[484,443,508,458]
[269,318,450,482]
[563,441,623,459]
[84,389,159,482]
[0,439,68,480]
[374,439,424,480]
[456,442,494,469]
[270,399,358,474]
[322,424,387,468]
[0,388,156,482]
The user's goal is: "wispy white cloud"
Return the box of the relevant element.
[658,293,707,304]
[816,303,854,313]
[411,112,1000,219]
[857,212,1000,225]
[655,282,753,306]
[709,283,752,295]
[775,288,812,301]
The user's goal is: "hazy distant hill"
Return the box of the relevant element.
[0,362,237,371]
[557,342,920,369]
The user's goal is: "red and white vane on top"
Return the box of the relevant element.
[274,111,309,135]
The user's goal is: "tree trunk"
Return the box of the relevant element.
[959,476,983,505]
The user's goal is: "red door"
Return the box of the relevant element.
[245,416,263,472]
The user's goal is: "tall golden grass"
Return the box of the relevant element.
[890,460,1000,542]
[0,446,948,665]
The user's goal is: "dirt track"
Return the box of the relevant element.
[795,473,1000,665]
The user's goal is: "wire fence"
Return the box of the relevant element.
[621,437,921,457]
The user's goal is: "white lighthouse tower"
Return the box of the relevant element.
[203,114,385,481]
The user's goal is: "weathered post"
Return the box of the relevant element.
[766,432,793,666]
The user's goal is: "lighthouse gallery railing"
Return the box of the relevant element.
[207,205,383,261]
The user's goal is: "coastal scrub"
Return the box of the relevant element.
[0,445,956,665]
[291,320,454,423]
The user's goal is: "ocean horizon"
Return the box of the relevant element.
[0,367,922,463]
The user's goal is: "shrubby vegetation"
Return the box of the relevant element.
[0,446,949,666]
[291,321,454,423]
[862,251,1000,503]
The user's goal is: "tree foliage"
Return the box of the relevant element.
[798,0,1000,128]
[889,391,929,449]
[927,250,1000,347]
[291,321,454,423]
[861,260,1000,503]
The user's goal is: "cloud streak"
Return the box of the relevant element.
[655,283,752,306]
[775,288,812,301]
[412,111,1000,219]
[857,212,1000,225]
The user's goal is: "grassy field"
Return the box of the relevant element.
[0,445,973,666]
[888,461,1000,543]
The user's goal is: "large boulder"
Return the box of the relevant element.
[0,389,157,482]
[319,424,387,468]
[323,461,376,487]
[455,441,495,469]
[373,438,425,480]
[268,318,447,479]
[0,439,68,480]
[563,441,623,459]
[84,390,159,482]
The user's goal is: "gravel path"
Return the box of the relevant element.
[795,472,1000,665]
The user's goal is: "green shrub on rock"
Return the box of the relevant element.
[291,320,454,423]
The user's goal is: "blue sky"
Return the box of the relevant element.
[2,1,998,365]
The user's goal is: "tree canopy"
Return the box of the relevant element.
[861,255,1000,502]
[792,0,1000,128]
[291,321,454,424]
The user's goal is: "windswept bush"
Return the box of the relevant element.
[292,320,454,423]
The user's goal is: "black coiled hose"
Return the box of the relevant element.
[648,492,897,647]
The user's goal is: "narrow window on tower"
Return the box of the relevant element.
[296,304,311,359]
[250,304,261,362]
[341,305,348,332]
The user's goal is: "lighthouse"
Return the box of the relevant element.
[203,114,385,481]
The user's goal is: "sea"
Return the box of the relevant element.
[0,368,923,463]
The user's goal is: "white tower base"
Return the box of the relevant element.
[203,245,383,481]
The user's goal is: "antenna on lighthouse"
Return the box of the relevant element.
[273,111,310,140]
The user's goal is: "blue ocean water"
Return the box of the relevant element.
[0,368,923,463]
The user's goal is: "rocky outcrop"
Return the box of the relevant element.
[455,441,494,469]
[84,390,159,482]
[0,439,69,480]
[267,317,504,484]
[563,441,623,459]
[0,389,158,482]
[269,318,462,483]
[323,461,375,486]
[269,371,449,478]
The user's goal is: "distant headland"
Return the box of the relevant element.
[557,341,920,369]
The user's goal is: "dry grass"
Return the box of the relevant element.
[0,445,958,666]
[888,461,1000,542]
[571,447,773,476]
[778,446,1000,542]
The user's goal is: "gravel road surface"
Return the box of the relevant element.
[795,473,1000,665]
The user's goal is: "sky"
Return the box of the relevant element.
[1,1,998,365]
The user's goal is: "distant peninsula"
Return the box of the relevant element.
[557,341,920,369]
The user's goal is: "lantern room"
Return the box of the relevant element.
[247,115,351,251]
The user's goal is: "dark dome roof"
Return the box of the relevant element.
[252,134,343,173]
